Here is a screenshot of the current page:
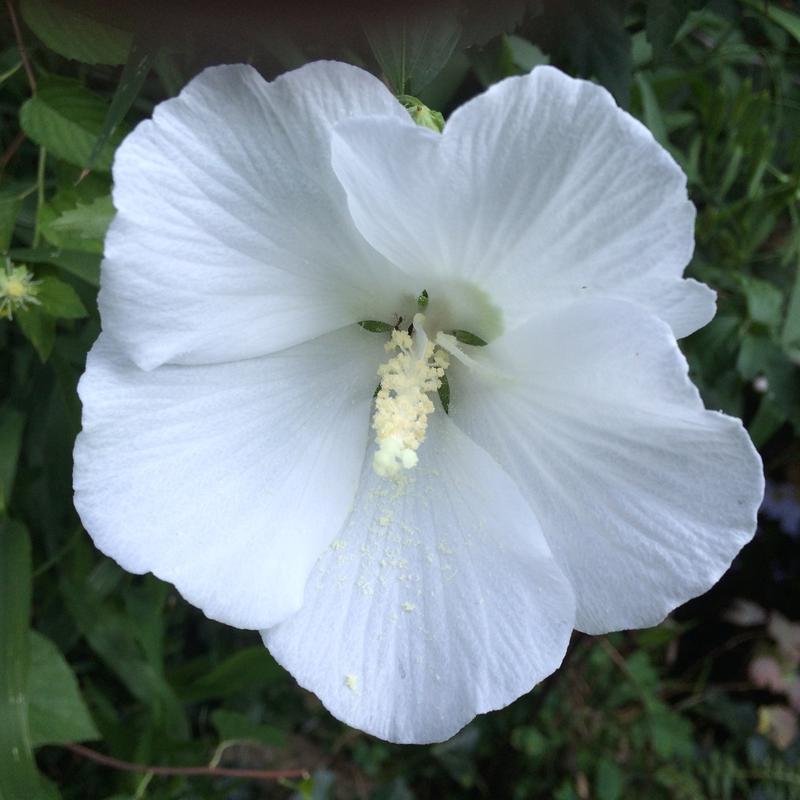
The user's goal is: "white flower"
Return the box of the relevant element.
[73,61,764,744]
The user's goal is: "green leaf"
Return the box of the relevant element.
[16,306,56,362]
[40,192,113,254]
[20,77,129,172]
[742,0,800,44]
[557,0,632,106]
[0,406,25,515]
[646,0,693,59]
[10,247,100,286]
[36,275,87,319]
[211,709,286,747]
[634,73,668,146]
[0,520,60,800]
[595,758,624,800]
[366,1,462,95]
[27,631,99,746]
[178,646,286,703]
[738,276,783,330]
[0,184,29,251]
[84,38,155,175]
[20,0,131,65]
[782,260,800,360]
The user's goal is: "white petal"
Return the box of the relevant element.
[264,412,575,744]
[331,65,711,338]
[450,297,764,634]
[73,326,385,629]
[102,61,412,370]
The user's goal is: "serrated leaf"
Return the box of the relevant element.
[20,0,131,65]
[366,1,462,95]
[0,407,25,515]
[16,306,56,362]
[36,275,87,319]
[44,195,114,250]
[20,78,129,172]
[84,38,155,174]
[27,631,99,746]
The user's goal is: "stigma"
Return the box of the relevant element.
[372,313,449,478]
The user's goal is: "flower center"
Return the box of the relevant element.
[0,262,40,321]
[371,313,450,478]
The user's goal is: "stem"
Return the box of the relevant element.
[0,129,26,173]
[5,0,36,94]
[61,742,309,782]
[32,146,45,247]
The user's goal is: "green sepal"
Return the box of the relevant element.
[451,329,488,347]
[398,95,445,132]
[359,320,394,333]
[438,372,450,414]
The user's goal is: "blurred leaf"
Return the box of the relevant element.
[10,246,100,286]
[0,406,24,515]
[28,630,99,746]
[36,275,87,319]
[16,306,56,361]
[646,0,693,59]
[178,646,285,703]
[0,520,59,800]
[20,78,129,172]
[743,0,800,44]
[783,261,800,360]
[557,0,632,106]
[0,184,29,251]
[60,565,189,740]
[739,276,783,330]
[20,0,131,65]
[84,38,155,175]
[366,1,462,94]
[211,709,286,747]
[595,758,624,800]
[635,73,668,146]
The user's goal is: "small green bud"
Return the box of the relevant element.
[417,289,429,308]
[398,95,445,133]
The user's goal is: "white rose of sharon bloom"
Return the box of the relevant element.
[73,60,764,744]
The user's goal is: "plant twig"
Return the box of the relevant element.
[61,742,309,782]
[5,0,36,94]
[0,129,25,172]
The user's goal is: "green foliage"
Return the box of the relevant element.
[0,2,798,799]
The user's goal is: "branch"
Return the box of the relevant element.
[61,742,309,782]
[5,0,36,94]
[0,129,26,172]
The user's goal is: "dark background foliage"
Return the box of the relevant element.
[1,1,799,798]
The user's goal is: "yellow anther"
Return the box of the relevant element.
[372,316,449,478]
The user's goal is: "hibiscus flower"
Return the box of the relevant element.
[73,61,764,743]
